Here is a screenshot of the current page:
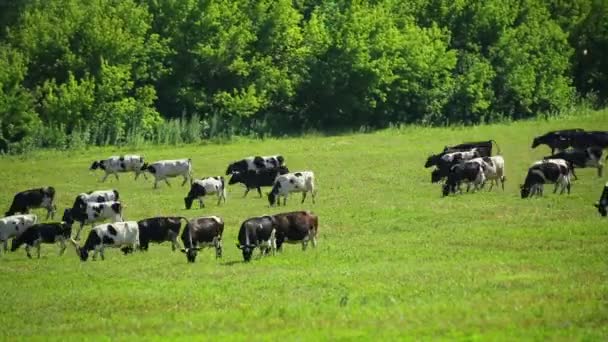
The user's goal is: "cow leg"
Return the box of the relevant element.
[598,164,604,178]
[243,188,250,198]
[270,229,276,256]
[301,237,309,251]
[215,238,222,259]
[154,179,159,189]
[301,192,307,204]
[99,246,105,261]
[257,187,262,198]
[217,194,222,206]
[25,244,32,259]
[114,173,119,181]
[59,238,67,255]
[181,175,188,186]
[36,241,42,259]
[165,179,172,187]
[199,198,205,209]
[283,196,287,206]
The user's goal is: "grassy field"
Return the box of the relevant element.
[0,109,607,340]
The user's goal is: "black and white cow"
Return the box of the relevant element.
[521,159,572,198]
[10,222,71,258]
[69,221,139,261]
[544,147,604,177]
[594,182,608,217]
[184,177,226,209]
[141,159,193,189]
[531,129,585,153]
[228,166,290,198]
[272,211,318,251]
[225,155,285,175]
[72,189,119,212]
[90,155,147,182]
[180,216,224,263]
[425,140,496,168]
[63,201,123,240]
[236,215,277,262]
[442,160,486,196]
[469,156,506,191]
[431,149,481,183]
[5,187,56,219]
[137,216,187,251]
[268,171,316,206]
[0,214,38,254]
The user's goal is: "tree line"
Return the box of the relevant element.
[0,0,606,152]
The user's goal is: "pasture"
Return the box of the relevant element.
[0,110,607,340]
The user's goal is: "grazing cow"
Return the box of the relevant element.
[5,187,56,219]
[442,160,486,196]
[225,155,285,175]
[431,149,481,183]
[268,171,316,206]
[531,129,585,153]
[141,159,193,189]
[180,216,224,263]
[137,216,187,251]
[273,211,318,251]
[62,201,123,240]
[0,214,38,254]
[521,159,572,198]
[236,216,277,262]
[72,189,119,212]
[544,147,604,177]
[470,156,506,191]
[594,182,608,217]
[228,166,290,198]
[425,140,497,168]
[184,177,226,209]
[90,155,147,182]
[69,221,139,261]
[10,222,71,258]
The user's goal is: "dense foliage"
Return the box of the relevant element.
[0,0,605,151]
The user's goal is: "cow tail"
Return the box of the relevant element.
[491,140,501,155]
[188,158,193,184]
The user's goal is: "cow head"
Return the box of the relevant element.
[69,238,89,261]
[184,196,195,210]
[62,208,75,226]
[267,191,278,206]
[424,154,440,168]
[235,243,255,262]
[181,247,201,263]
[90,161,100,170]
[531,136,543,148]
[520,184,531,199]
[228,171,244,185]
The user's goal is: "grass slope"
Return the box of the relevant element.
[0,110,607,340]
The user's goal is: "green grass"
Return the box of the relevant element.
[0,109,607,340]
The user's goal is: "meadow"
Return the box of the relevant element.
[0,109,607,340]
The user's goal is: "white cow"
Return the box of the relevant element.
[69,221,139,261]
[63,201,123,240]
[143,159,193,189]
[184,177,227,209]
[470,155,506,191]
[268,171,316,206]
[0,214,38,254]
[90,155,147,182]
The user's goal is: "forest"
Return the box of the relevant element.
[0,0,606,152]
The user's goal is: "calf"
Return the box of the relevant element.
[431,149,481,183]
[184,177,226,209]
[90,155,147,182]
[273,211,318,251]
[521,159,571,198]
[10,222,71,258]
[228,166,290,197]
[141,159,193,189]
[225,155,285,175]
[69,221,139,261]
[594,182,608,217]
[268,171,316,206]
[531,129,585,153]
[63,201,123,240]
[5,186,56,219]
[236,216,277,262]
[544,147,604,177]
[442,160,486,196]
[137,216,187,251]
[72,189,119,211]
[470,156,506,191]
[0,214,38,254]
[180,216,224,263]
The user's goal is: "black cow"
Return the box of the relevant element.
[5,187,56,219]
[228,166,290,197]
[544,147,604,177]
[272,211,318,251]
[225,155,285,175]
[425,140,496,168]
[594,182,608,217]
[521,160,572,198]
[431,149,481,183]
[10,222,71,258]
[531,129,585,153]
[180,216,224,263]
[442,161,486,197]
[137,217,187,251]
[236,216,276,262]
[570,131,608,150]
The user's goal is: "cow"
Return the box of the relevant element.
[72,189,120,212]
[5,187,56,219]
[544,147,604,177]
[184,177,226,209]
[570,131,608,150]
[431,149,481,183]
[442,160,486,196]
[62,201,123,240]
[469,156,506,191]
[268,171,316,206]
[228,166,290,198]
[10,222,71,258]
[90,155,147,182]
[236,216,277,262]
[180,216,224,263]
[141,159,193,189]
[272,211,318,251]
[594,182,608,217]
[68,221,139,261]
[531,129,585,154]
[425,140,497,168]
[225,155,285,175]
[136,216,188,251]
[521,159,572,198]
[0,214,38,254]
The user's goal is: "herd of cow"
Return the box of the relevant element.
[0,155,319,263]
